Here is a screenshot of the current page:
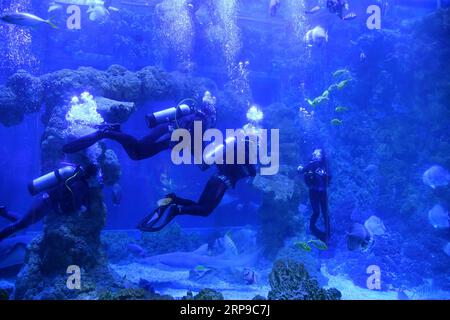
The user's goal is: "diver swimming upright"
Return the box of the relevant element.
[63,91,217,160]
[298,148,332,243]
[138,135,257,232]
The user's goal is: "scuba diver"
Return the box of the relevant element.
[306,0,357,20]
[63,91,217,160]
[0,164,98,241]
[297,148,332,243]
[138,135,257,232]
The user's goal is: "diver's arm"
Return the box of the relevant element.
[0,207,20,222]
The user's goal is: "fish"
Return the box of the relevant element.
[304,26,328,47]
[195,265,206,271]
[333,69,350,78]
[306,94,329,107]
[364,215,387,236]
[295,241,312,252]
[269,0,281,17]
[305,6,321,14]
[141,245,260,270]
[308,239,328,251]
[342,12,357,20]
[336,79,351,90]
[0,12,58,29]
[422,165,450,189]
[347,223,371,251]
[0,235,33,270]
[87,5,109,22]
[48,3,64,14]
[427,204,449,229]
[108,6,120,13]
[331,119,343,126]
[335,106,348,113]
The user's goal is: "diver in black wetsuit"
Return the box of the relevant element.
[298,148,331,243]
[0,164,98,241]
[63,93,217,160]
[138,137,257,232]
[305,0,356,20]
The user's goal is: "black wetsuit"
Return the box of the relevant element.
[173,162,257,217]
[63,114,205,160]
[0,176,89,241]
[301,159,331,242]
[172,137,257,217]
[138,138,257,232]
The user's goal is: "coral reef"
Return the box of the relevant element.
[268,259,341,300]
[98,288,173,300]
[183,288,224,301]
[3,64,228,299]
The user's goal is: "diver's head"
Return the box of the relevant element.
[312,148,323,161]
[197,91,217,130]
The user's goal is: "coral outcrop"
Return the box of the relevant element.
[268,259,341,300]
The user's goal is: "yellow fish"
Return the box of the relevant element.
[337,79,351,90]
[333,69,350,78]
[295,242,312,252]
[195,265,206,271]
[308,239,328,251]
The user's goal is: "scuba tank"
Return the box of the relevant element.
[203,136,237,166]
[146,102,193,128]
[28,166,79,196]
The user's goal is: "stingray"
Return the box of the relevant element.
[0,235,33,270]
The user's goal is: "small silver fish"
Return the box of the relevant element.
[0,12,58,29]
[48,3,64,14]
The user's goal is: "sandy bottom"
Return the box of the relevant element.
[111,262,270,300]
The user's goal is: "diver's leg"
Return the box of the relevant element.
[177,175,228,217]
[320,190,331,242]
[309,189,325,240]
[102,130,170,160]
[0,206,20,222]
[63,131,104,153]
[0,198,51,241]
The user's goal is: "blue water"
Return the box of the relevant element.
[0,0,449,300]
